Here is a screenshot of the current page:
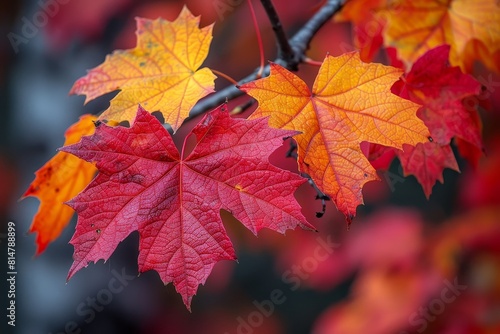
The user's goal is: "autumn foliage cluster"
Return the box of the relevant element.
[22,0,500,323]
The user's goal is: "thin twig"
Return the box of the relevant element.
[260,0,297,70]
[285,139,298,159]
[247,0,266,77]
[309,178,330,218]
[230,98,256,115]
[285,140,330,218]
[188,0,346,120]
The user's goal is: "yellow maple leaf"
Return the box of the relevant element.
[378,0,500,71]
[22,115,98,254]
[240,53,430,222]
[70,7,216,131]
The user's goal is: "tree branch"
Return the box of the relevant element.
[188,0,346,120]
[288,0,345,60]
[259,0,297,70]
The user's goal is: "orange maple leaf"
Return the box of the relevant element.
[377,0,500,71]
[70,7,216,131]
[22,115,98,254]
[240,53,430,222]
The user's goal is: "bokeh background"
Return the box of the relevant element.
[1,0,500,333]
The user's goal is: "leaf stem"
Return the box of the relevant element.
[211,69,239,86]
[302,56,324,67]
[247,0,266,78]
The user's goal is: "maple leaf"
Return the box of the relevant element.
[392,45,482,147]
[336,0,500,72]
[70,7,216,131]
[461,39,500,74]
[61,104,312,310]
[240,52,430,223]
[334,0,387,62]
[22,115,98,255]
[377,0,500,71]
[398,142,459,198]
[389,45,482,196]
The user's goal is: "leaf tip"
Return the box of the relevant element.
[66,269,75,283]
[345,213,355,229]
[282,132,302,140]
[183,295,194,313]
[33,241,48,257]
[68,79,82,96]
[20,184,35,200]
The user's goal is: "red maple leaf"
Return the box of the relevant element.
[370,45,482,197]
[392,45,483,148]
[61,104,313,310]
[398,142,459,197]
